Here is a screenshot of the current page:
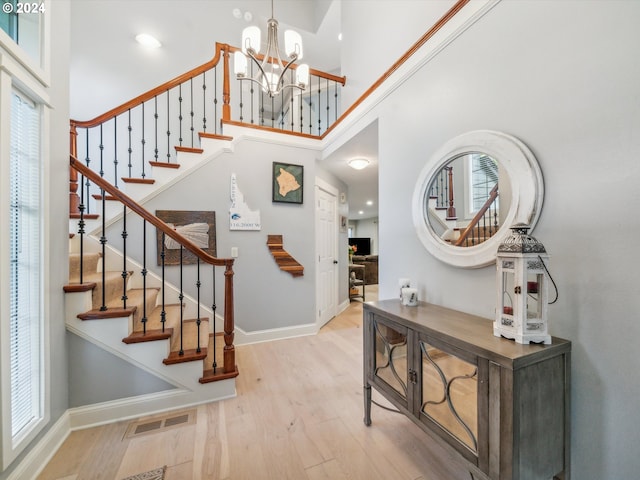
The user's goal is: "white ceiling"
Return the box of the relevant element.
[69,0,378,220]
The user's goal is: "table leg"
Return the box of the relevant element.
[364,384,372,426]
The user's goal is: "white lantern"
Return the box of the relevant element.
[494,223,551,345]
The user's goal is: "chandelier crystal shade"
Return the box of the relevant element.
[233,1,310,97]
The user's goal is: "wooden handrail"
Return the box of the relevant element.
[70,154,233,268]
[454,183,499,247]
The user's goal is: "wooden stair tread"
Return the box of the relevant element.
[64,282,97,293]
[163,347,208,365]
[91,193,118,201]
[78,307,136,320]
[122,328,173,344]
[149,161,181,169]
[198,132,233,141]
[121,177,155,185]
[174,146,203,154]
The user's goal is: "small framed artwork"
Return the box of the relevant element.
[340,215,348,233]
[155,210,216,265]
[272,162,303,204]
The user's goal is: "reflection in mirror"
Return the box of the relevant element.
[420,342,478,452]
[373,321,407,398]
[412,130,543,268]
[425,153,511,248]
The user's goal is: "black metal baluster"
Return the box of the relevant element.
[113,117,119,188]
[212,265,217,371]
[308,77,313,134]
[213,65,218,134]
[161,232,166,332]
[121,205,128,308]
[290,70,295,131]
[299,93,304,133]
[250,63,255,125]
[270,93,275,128]
[239,73,244,123]
[336,82,338,128]
[179,246,184,355]
[190,79,195,146]
[99,188,107,311]
[202,71,207,133]
[260,90,265,127]
[141,102,146,178]
[317,76,322,135]
[141,219,148,333]
[166,89,171,162]
[154,96,159,162]
[78,171,86,284]
[325,78,330,135]
[99,124,104,178]
[127,109,133,178]
[178,84,183,147]
[196,259,201,354]
[84,129,92,214]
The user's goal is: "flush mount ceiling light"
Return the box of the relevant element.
[348,158,370,170]
[135,33,162,49]
[233,0,309,98]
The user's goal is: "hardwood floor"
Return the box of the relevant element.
[38,288,471,480]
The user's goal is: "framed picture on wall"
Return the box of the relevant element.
[340,215,347,232]
[155,210,216,265]
[272,162,303,204]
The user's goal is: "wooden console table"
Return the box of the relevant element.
[363,300,571,480]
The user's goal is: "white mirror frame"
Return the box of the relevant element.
[412,130,544,268]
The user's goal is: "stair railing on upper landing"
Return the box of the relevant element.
[68,155,238,382]
[68,42,346,216]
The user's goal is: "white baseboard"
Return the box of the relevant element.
[234,322,318,346]
[6,384,236,479]
[6,411,70,480]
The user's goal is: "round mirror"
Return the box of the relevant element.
[412,130,544,268]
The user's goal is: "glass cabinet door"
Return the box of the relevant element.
[372,316,409,404]
[419,337,479,455]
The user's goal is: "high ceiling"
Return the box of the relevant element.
[70,0,379,220]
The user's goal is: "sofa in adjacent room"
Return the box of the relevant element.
[351,255,378,285]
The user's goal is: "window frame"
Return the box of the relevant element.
[0,2,51,469]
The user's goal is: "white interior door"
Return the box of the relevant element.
[316,183,338,327]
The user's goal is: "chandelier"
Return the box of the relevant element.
[233,0,310,98]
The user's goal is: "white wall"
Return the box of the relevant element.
[375,1,640,478]
[340,0,457,107]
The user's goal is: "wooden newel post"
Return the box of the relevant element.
[222,44,231,124]
[223,261,236,374]
[69,124,80,215]
[446,166,457,220]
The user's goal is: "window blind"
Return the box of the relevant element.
[9,89,41,438]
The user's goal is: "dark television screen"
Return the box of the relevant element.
[349,237,371,256]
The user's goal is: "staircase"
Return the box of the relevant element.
[65,155,239,411]
[64,42,344,411]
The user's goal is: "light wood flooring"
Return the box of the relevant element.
[38,287,472,480]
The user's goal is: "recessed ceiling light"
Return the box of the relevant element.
[359,210,364,215]
[338,33,343,41]
[136,33,162,49]
[348,157,370,170]
[366,200,373,206]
